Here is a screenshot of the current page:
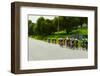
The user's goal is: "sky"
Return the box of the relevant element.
[28,15,55,23]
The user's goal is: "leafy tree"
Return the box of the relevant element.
[28,20,34,36]
[36,17,45,35]
[53,17,59,31]
[45,19,56,35]
[28,16,88,36]
[58,16,66,31]
[79,17,88,27]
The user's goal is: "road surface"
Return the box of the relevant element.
[28,38,88,61]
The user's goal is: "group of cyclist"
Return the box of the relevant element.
[47,37,88,50]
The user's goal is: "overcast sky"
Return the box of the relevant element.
[28,15,55,23]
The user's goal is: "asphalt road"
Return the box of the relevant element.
[28,38,88,61]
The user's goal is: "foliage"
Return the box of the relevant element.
[31,27,87,41]
[28,20,34,36]
[28,16,88,38]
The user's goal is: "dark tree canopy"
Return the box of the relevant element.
[28,16,88,36]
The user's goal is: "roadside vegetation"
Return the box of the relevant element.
[28,16,88,41]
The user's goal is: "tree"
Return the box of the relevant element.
[36,17,55,35]
[59,17,85,34]
[36,17,45,35]
[28,20,34,36]
[32,23,37,35]
[53,17,59,31]
[58,16,66,31]
[45,19,56,35]
[79,17,88,27]
[28,16,88,36]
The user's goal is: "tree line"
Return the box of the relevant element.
[28,16,87,36]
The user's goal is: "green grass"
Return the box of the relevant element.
[30,27,88,41]
[70,27,88,35]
